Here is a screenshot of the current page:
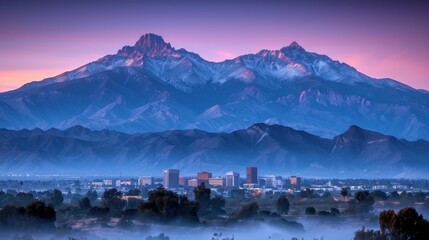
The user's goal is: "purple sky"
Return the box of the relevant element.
[1,0,429,92]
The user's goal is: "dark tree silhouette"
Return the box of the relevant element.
[79,197,91,210]
[348,191,375,214]
[276,195,290,215]
[354,227,385,240]
[25,201,56,222]
[102,188,125,211]
[396,207,429,239]
[305,207,316,215]
[193,183,211,213]
[210,195,226,215]
[389,191,400,199]
[126,188,141,196]
[379,209,397,237]
[357,207,429,240]
[370,190,387,201]
[14,192,35,207]
[229,189,245,199]
[140,187,199,223]
[341,187,349,200]
[330,207,340,216]
[50,189,64,207]
[86,190,98,203]
[234,202,259,220]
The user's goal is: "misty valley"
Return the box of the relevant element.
[0,177,428,240]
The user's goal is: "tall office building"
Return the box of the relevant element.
[246,167,258,184]
[226,171,240,187]
[163,169,179,189]
[197,171,212,186]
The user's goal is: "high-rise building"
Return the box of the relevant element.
[246,167,258,184]
[163,169,179,189]
[197,171,212,186]
[138,176,154,186]
[226,171,240,188]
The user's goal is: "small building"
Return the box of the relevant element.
[91,180,103,187]
[138,176,154,186]
[288,176,302,189]
[103,179,113,186]
[209,177,225,187]
[188,178,198,187]
[197,171,212,186]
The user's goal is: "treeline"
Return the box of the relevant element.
[0,201,56,230]
[0,189,64,207]
[0,183,304,232]
[354,207,429,240]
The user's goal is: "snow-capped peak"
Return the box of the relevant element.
[18,34,411,92]
[134,33,173,52]
[285,41,305,51]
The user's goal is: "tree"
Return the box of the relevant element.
[341,187,349,201]
[354,227,385,240]
[299,188,317,198]
[390,191,400,199]
[86,190,98,203]
[330,207,340,216]
[140,187,199,223]
[364,207,429,240]
[234,202,259,220]
[305,207,316,215]
[102,188,125,211]
[25,201,56,224]
[14,192,35,207]
[229,189,245,199]
[210,195,226,215]
[396,207,429,239]
[126,188,141,196]
[79,197,91,210]
[379,209,397,237]
[370,190,387,201]
[193,183,211,213]
[276,195,290,215]
[349,191,375,214]
[50,189,64,207]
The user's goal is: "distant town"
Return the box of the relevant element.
[1,167,428,204]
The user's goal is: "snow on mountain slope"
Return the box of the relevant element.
[1,34,428,140]
[17,34,409,92]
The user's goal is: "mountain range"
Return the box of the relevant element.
[1,34,428,140]
[0,123,427,178]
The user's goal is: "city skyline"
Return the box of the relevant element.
[1,0,429,92]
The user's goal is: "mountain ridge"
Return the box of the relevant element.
[1,33,428,140]
[0,123,427,178]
